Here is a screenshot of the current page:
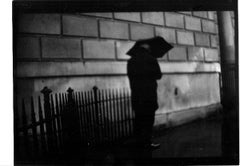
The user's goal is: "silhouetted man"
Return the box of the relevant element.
[127,37,173,149]
[127,44,162,149]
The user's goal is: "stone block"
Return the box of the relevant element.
[210,35,219,47]
[42,37,81,58]
[195,33,210,46]
[208,11,215,20]
[17,37,40,59]
[155,27,176,43]
[62,15,98,37]
[142,12,164,25]
[178,11,192,15]
[83,40,115,59]
[100,20,129,39]
[114,12,141,22]
[204,48,219,61]
[185,16,201,31]
[116,41,134,60]
[202,20,216,33]
[177,31,194,45]
[187,47,204,61]
[168,46,187,60]
[18,14,60,34]
[81,13,113,18]
[192,12,208,18]
[130,24,154,40]
[165,13,184,28]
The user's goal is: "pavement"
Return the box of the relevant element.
[16,111,239,165]
[82,112,229,165]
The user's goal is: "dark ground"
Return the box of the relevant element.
[82,110,238,165]
[16,110,239,165]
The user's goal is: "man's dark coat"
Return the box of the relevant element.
[127,47,162,112]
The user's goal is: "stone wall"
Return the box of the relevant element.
[15,11,222,127]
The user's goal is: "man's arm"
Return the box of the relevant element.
[145,57,162,80]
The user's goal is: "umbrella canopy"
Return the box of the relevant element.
[126,36,173,58]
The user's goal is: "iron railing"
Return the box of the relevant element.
[15,86,134,162]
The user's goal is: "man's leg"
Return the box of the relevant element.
[133,108,147,146]
[142,110,155,146]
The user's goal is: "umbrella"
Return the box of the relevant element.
[126,36,173,58]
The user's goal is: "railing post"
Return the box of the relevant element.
[41,86,53,152]
[93,86,101,144]
[67,87,79,130]
[67,87,74,103]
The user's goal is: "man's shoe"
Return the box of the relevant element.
[144,143,160,150]
[150,143,160,149]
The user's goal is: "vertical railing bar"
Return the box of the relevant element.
[118,89,123,138]
[38,96,47,153]
[118,88,123,139]
[50,94,58,152]
[63,92,68,146]
[123,88,129,136]
[99,89,104,142]
[84,91,91,144]
[124,88,128,137]
[72,90,81,137]
[104,89,111,143]
[89,90,96,145]
[128,89,133,135]
[64,93,68,104]
[78,92,85,144]
[61,93,66,148]
[84,91,90,145]
[97,89,103,144]
[116,89,121,140]
[87,90,94,146]
[55,94,63,150]
[119,89,125,139]
[31,96,39,155]
[90,90,96,145]
[107,89,112,143]
[101,89,108,141]
[80,91,87,144]
[92,90,97,145]
[109,89,114,142]
[74,92,81,137]
[41,87,54,152]
[93,87,101,145]
[100,89,104,143]
[91,90,98,146]
[114,89,119,142]
[58,93,64,149]
[112,89,118,142]
[126,89,130,135]
[105,89,113,144]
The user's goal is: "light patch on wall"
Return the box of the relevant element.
[156,73,220,114]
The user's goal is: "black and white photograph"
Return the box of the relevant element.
[12,0,238,165]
